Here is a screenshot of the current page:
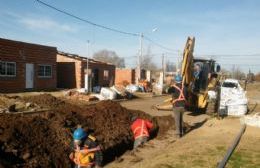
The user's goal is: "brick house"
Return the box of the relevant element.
[115,68,136,85]
[115,68,151,85]
[57,51,115,90]
[0,38,57,92]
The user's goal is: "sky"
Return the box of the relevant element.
[0,0,260,73]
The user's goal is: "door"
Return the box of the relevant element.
[26,63,34,89]
[92,69,99,87]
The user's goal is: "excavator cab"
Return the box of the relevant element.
[192,58,221,93]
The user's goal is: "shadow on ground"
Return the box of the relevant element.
[185,118,208,134]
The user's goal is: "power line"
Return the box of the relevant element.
[38,0,258,57]
[196,54,260,57]
[143,36,179,53]
[221,64,260,67]
[36,0,179,52]
[123,56,137,59]
[35,0,139,37]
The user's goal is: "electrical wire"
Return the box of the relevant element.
[221,63,260,65]
[35,0,260,64]
[35,0,139,37]
[36,0,180,52]
[196,54,260,57]
[143,36,179,53]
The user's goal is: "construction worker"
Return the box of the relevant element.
[171,75,187,138]
[130,116,153,149]
[69,127,103,168]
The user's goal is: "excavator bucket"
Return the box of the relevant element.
[153,101,172,111]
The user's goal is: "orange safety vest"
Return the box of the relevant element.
[73,145,95,167]
[172,84,186,105]
[131,119,153,139]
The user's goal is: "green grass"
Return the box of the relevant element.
[228,151,256,168]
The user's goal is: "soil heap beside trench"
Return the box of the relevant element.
[0,94,178,167]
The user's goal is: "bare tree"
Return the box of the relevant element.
[220,68,231,79]
[93,49,125,68]
[165,60,176,72]
[231,66,246,80]
[140,46,158,71]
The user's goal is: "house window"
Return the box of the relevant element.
[104,70,109,80]
[38,65,52,78]
[0,61,16,77]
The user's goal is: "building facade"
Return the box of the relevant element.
[115,68,136,85]
[0,38,57,92]
[57,52,115,90]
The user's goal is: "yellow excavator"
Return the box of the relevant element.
[155,37,221,113]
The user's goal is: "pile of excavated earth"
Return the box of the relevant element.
[0,94,183,167]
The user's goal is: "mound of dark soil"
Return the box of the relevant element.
[0,95,184,167]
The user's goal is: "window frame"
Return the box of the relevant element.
[0,61,16,77]
[38,64,52,78]
[103,70,109,80]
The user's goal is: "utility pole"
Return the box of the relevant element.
[86,40,90,92]
[162,53,165,84]
[136,33,143,84]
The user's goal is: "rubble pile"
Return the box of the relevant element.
[0,94,180,167]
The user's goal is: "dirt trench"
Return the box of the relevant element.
[0,94,179,167]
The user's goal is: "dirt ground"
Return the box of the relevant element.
[106,82,260,168]
[0,94,178,167]
[0,82,259,167]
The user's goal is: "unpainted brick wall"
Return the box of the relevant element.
[0,38,57,93]
[57,54,115,89]
[115,69,135,85]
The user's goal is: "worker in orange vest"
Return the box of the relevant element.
[130,116,153,149]
[69,127,103,168]
[171,75,187,138]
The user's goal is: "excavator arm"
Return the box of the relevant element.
[154,37,195,111]
[181,37,195,85]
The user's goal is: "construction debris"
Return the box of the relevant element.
[100,87,117,100]
[65,90,99,102]
[220,79,248,116]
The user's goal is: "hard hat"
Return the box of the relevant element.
[175,75,182,83]
[73,128,87,140]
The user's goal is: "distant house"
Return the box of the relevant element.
[115,68,136,85]
[57,51,115,90]
[0,38,57,92]
[115,68,151,85]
